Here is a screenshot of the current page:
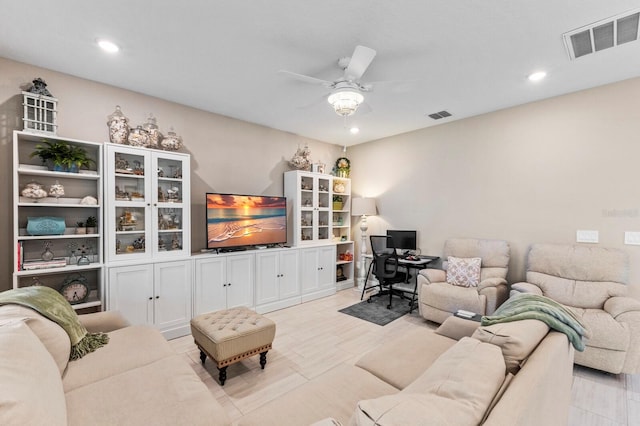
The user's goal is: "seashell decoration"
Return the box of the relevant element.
[289,145,312,171]
[160,127,183,151]
[21,181,47,201]
[128,125,151,147]
[142,113,163,149]
[107,105,130,144]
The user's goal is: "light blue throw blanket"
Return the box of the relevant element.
[481,293,591,351]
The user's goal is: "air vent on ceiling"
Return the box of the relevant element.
[428,110,452,120]
[563,9,640,60]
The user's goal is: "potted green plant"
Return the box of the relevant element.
[85,216,97,234]
[30,139,72,171]
[65,145,95,172]
[333,195,343,210]
[76,221,86,234]
[30,140,94,173]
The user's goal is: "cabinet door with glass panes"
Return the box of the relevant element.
[284,171,332,245]
[104,144,190,262]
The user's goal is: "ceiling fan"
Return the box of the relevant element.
[279,45,377,117]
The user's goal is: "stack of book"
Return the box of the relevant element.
[21,258,67,271]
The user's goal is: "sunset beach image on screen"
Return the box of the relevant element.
[206,193,287,249]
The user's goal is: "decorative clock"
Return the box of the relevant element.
[60,274,89,304]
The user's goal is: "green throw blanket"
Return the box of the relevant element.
[0,286,108,360]
[481,293,591,351]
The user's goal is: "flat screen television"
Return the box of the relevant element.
[206,193,287,250]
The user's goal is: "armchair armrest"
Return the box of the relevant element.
[78,310,130,333]
[510,282,543,296]
[604,296,640,319]
[477,277,507,291]
[418,268,446,284]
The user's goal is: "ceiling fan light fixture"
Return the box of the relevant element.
[327,89,364,117]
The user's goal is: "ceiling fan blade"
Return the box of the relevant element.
[278,70,333,87]
[344,45,377,81]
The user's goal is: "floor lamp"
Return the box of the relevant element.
[351,197,376,290]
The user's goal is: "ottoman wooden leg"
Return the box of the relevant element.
[199,349,207,364]
[218,366,228,386]
[260,351,268,369]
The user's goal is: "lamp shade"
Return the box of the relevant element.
[351,197,376,216]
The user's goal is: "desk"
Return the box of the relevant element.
[361,255,440,312]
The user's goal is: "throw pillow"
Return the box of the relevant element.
[446,256,482,287]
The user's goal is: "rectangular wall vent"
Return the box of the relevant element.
[428,110,452,120]
[563,9,640,60]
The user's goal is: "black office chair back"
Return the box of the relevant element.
[370,235,399,280]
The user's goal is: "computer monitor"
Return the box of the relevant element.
[386,230,417,252]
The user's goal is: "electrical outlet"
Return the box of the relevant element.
[624,232,640,245]
[576,230,599,243]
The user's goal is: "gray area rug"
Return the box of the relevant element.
[339,295,412,326]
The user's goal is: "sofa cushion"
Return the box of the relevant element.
[0,304,70,375]
[526,271,626,309]
[471,319,549,374]
[353,393,476,426]
[0,321,67,426]
[62,325,175,392]
[65,354,230,426]
[236,363,398,426]
[435,315,481,340]
[359,337,506,426]
[569,307,629,351]
[355,328,456,390]
[446,256,481,287]
[422,282,485,314]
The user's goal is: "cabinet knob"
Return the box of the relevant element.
[148,297,153,300]
[155,295,159,299]
[154,203,158,207]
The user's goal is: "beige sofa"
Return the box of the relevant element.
[237,316,574,425]
[511,243,640,374]
[0,305,230,426]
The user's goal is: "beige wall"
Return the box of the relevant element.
[347,77,640,298]
[0,57,343,291]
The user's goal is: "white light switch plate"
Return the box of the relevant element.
[576,230,599,243]
[625,232,640,245]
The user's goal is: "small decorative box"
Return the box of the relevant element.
[26,217,66,236]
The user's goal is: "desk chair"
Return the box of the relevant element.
[366,235,410,309]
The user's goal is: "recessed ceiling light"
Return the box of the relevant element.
[97,39,120,53]
[528,71,547,82]
[349,127,360,135]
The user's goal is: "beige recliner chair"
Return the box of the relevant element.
[417,238,510,324]
[511,243,640,374]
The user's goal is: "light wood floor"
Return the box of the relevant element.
[169,289,640,425]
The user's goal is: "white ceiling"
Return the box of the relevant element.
[2,1,640,146]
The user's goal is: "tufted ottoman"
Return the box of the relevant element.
[190,306,276,386]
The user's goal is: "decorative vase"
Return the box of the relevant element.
[128,126,151,147]
[289,145,311,170]
[41,241,54,261]
[21,182,47,202]
[48,180,65,202]
[107,106,130,144]
[142,114,163,149]
[160,127,183,151]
